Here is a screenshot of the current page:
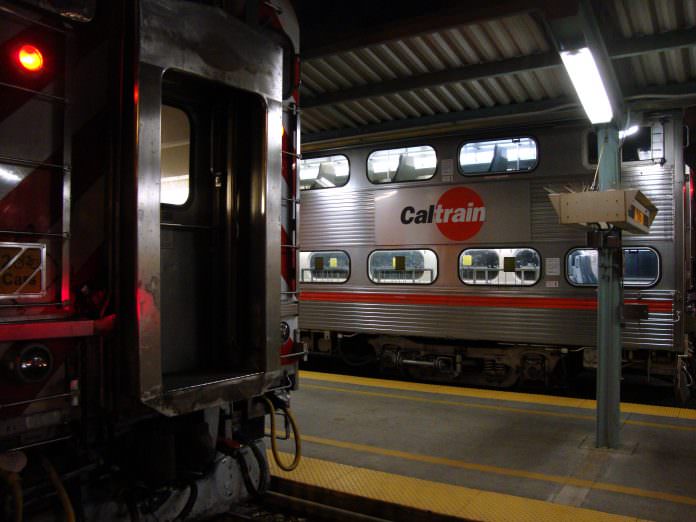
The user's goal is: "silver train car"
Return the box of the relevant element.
[298,114,695,396]
[0,0,300,519]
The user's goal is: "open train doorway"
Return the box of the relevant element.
[156,69,271,394]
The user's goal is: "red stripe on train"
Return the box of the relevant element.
[299,292,673,313]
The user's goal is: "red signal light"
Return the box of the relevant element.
[17,45,44,72]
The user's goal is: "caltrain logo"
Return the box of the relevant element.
[400,187,486,241]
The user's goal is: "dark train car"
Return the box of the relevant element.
[0,0,300,519]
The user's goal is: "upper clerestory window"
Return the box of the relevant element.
[300,154,350,190]
[367,146,437,184]
[458,137,537,176]
[587,124,665,164]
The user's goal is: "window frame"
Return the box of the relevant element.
[565,246,661,288]
[299,153,351,191]
[299,250,351,284]
[584,124,666,166]
[457,135,539,177]
[366,145,438,185]
[457,247,542,287]
[160,102,195,208]
[367,248,439,285]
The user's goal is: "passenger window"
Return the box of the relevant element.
[299,251,350,283]
[367,146,437,184]
[459,248,540,286]
[566,247,660,287]
[587,124,665,164]
[459,137,537,175]
[161,105,191,205]
[299,155,349,190]
[368,249,437,284]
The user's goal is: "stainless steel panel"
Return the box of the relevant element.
[300,294,675,350]
[531,179,588,242]
[300,189,375,248]
[136,62,163,403]
[262,100,282,374]
[623,164,675,242]
[281,301,299,318]
[140,0,282,102]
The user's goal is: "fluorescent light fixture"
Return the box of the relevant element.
[560,47,613,124]
[619,125,639,139]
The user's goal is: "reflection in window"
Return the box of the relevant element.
[367,146,437,184]
[161,105,191,205]
[299,155,349,190]
[459,248,540,286]
[566,247,659,286]
[459,137,537,175]
[299,251,350,283]
[368,249,437,284]
[587,124,665,164]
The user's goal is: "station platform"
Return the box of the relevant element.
[270,371,696,522]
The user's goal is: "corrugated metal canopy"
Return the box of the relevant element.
[298,0,696,146]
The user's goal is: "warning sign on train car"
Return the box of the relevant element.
[0,243,45,297]
[375,182,531,245]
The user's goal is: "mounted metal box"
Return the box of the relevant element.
[548,189,657,234]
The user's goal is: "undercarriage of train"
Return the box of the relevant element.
[301,330,696,400]
[0,391,299,521]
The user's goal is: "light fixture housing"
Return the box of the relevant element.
[560,47,613,124]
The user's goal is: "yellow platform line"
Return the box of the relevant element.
[302,383,696,432]
[301,371,696,421]
[269,452,648,522]
[297,434,696,508]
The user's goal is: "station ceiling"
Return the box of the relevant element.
[293,0,696,148]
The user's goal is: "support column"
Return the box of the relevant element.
[595,124,622,448]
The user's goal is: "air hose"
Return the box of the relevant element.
[261,396,301,472]
[0,470,22,522]
[41,457,75,522]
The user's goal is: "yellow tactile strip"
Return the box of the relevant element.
[301,371,696,421]
[269,452,650,522]
[302,383,696,432]
[297,434,696,507]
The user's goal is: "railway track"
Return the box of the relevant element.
[221,482,468,522]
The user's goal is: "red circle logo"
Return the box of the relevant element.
[435,187,486,241]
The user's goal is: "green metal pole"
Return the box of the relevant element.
[596,124,622,448]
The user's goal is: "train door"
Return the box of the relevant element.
[135,0,283,413]
[159,72,218,382]
[155,70,270,393]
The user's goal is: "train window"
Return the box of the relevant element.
[587,124,665,164]
[566,247,660,287]
[161,105,191,205]
[368,249,437,284]
[299,251,350,283]
[458,137,537,176]
[367,146,437,184]
[299,155,349,190]
[459,248,540,285]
